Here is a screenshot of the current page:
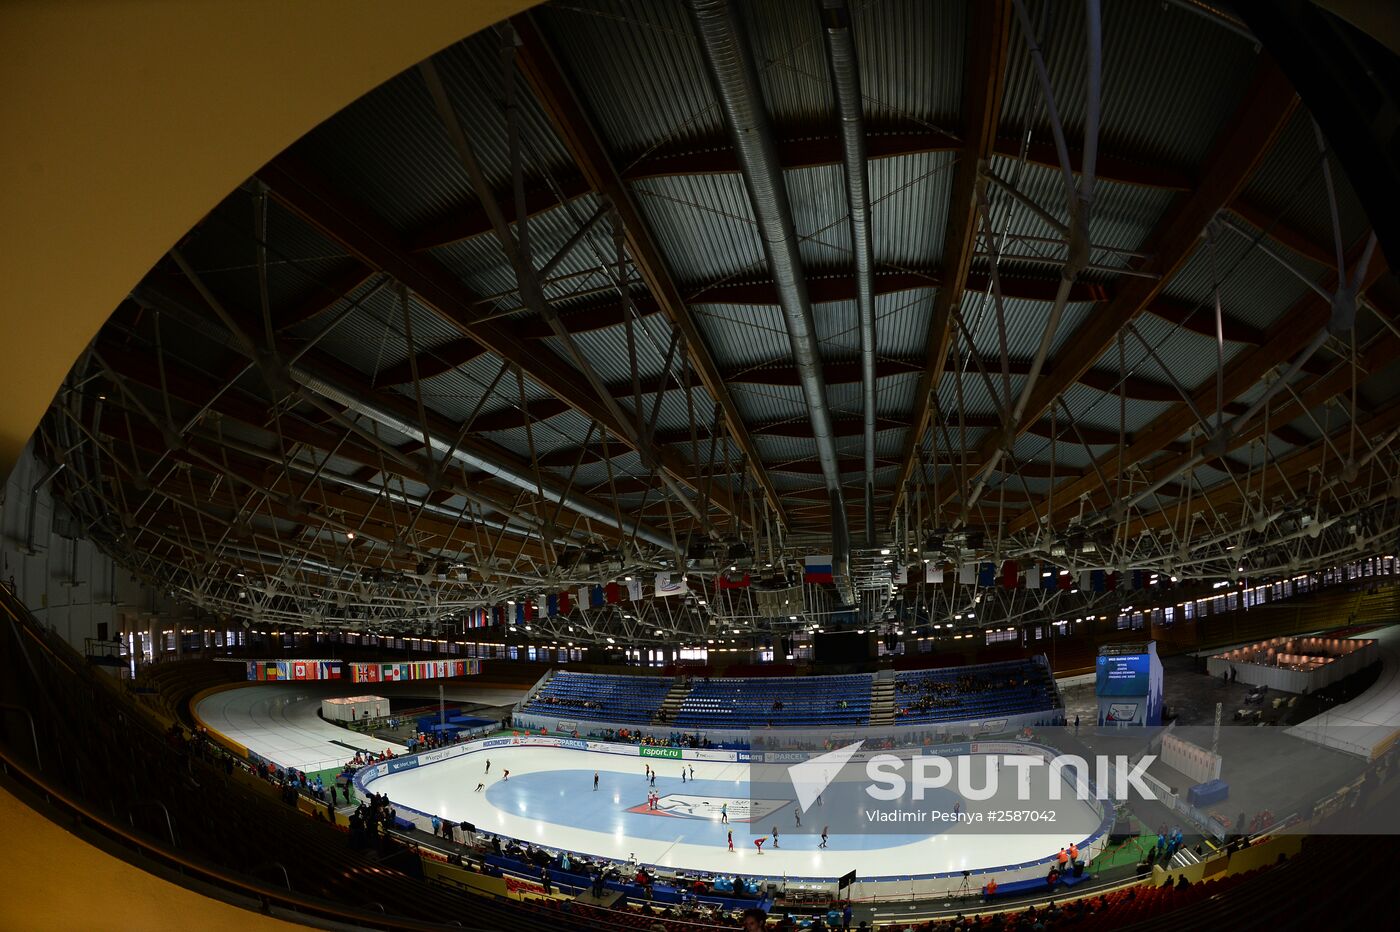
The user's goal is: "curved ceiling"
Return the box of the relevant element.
[30,0,1400,637]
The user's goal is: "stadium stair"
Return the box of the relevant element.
[869,670,895,726]
[654,679,692,725]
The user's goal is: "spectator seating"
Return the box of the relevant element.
[674,674,871,728]
[520,671,674,724]
[892,658,1060,725]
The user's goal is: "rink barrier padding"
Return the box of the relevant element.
[353,734,1115,899]
[188,682,251,759]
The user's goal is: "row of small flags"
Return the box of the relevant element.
[900,561,1164,592]
[462,559,1166,630]
[466,573,694,627]
[245,659,480,682]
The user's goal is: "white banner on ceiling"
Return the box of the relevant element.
[655,573,688,597]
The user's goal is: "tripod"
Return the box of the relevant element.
[954,873,972,900]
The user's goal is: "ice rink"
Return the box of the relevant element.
[195,683,525,771]
[363,744,1104,881]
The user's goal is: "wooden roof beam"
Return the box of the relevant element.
[891,0,1013,517]
[511,11,784,528]
[947,57,1299,526]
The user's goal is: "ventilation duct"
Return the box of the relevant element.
[820,0,877,549]
[689,0,850,583]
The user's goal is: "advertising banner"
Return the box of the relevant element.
[639,746,682,759]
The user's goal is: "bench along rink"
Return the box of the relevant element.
[359,739,1107,893]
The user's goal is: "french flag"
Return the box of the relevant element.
[803,555,834,585]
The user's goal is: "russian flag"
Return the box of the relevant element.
[590,585,605,608]
[978,562,995,587]
[546,594,558,617]
[804,555,834,584]
[558,589,571,614]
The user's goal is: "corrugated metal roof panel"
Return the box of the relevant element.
[730,383,809,423]
[870,151,957,267]
[428,193,617,311]
[1093,312,1244,397]
[293,32,574,238]
[181,190,358,322]
[1010,432,1099,469]
[850,0,966,128]
[981,157,1174,262]
[874,287,936,357]
[953,293,1096,361]
[753,433,817,464]
[538,0,723,163]
[537,312,677,387]
[1056,381,1175,435]
[741,0,829,126]
[1161,223,1327,331]
[300,295,407,380]
[833,370,920,421]
[286,273,385,342]
[784,163,852,270]
[632,173,764,284]
[998,0,1258,171]
[693,302,793,368]
[1240,108,1371,259]
[934,370,1023,418]
[815,297,860,358]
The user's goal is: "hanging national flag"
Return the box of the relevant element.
[958,563,976,585]
[925,563,943,584]
[1042,562,1059,590]
[1001,559,1020,589]
[604,581,622,604]
[558,589,572,614]
[1079,570,1092,592]
[577,586,590,609]
[590,585,605,608]
[382,664,399,682]
[1090,569,1107,593]
[803,555,834,585]
[655,572,688,597]
[546,594,558,617]
[626,577,644,601]
[977,562,995,587]
[535,594,548,618]
[1057,569,1073,591]
[1106,571,1119,591]
[891,564,908,585]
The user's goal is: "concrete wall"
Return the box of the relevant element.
[0,441,181,652]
